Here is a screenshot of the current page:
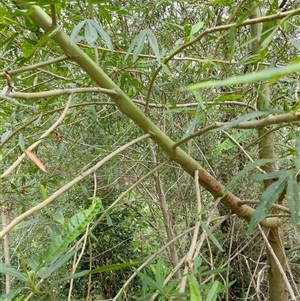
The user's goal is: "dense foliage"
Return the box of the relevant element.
[1,1,300,300]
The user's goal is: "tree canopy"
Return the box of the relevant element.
[1,1,300,300]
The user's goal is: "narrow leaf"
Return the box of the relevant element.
[125,29,147,61]
[181,63,300,90]
[225,158,283,194]
[91,20,113,51]
[0,263,27,282]
[192,90,205,110]
[182,117,202,139]
[248,175,289,233]
[213,111,270,132]
[146,28,160,62]
[136,271,164,294]
[200,220,223,251]
[249,170,289,181]
[70,20,86,44]
[228,30,236,62]
[188,275,202,301]
[154,259,164,287]
[59,261,141,281]
[294,139,300,171]
[38,248,78,278]
[18,133,25,150]
[206,281,221,301]
[85,20,98,47]
[1,288,24,301]
[38,199,102,270]
[287,172,300,225]
[24,150,46,172]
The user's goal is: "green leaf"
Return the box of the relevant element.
[161,63,172,77]
[40,184,48,200]
[145,28,160,62]
[248,174,289,233]
[200,268,228,277]
[206,280,221,301]
[38,248,78,278]
[1,288,24,301]
[200,220,223,251]
[192,90,205,110]
[225,158,283,194]
[193,256,202,275]
[52,207,66,225]
[188,275,202,301]
[18,133,25,151]
[249,170,289,181]
[38,199,102,270]
[191,21,204,37]
[182,117,202,139]
[90,20,113,51]
[136,270,165,295]
[70,20,85,44]
[287,172,300,225]
[181,63,300,90]
[260,26,278,51]
[85,19,98,47]
[213,111,271,132]
[154,259,165,287]
[59,261,141,281]
[0,263,27,282]
[125,29,147,61]
[228,30,236,62]
[106,214,112,226]
[294,139,300,171]
[214,130,252,154]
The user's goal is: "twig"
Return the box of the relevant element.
[1,94,73,177]
[258,225,296,300]
[0,134,151,238]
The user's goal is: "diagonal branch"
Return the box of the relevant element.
[11,3,282,230]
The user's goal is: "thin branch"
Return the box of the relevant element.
[173,114,300,149]
[113,226,195,301]
[0,55,68,77]
[91,160,169,232]
[258,225,296,300]
[8,87,118,99]
[238,200,292,215]
[179,169,202,293]
[0,134,151,238]
[1,94,74,178]
[221,130,265,173]
[50,4,57,27]
[144,8,300,114]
